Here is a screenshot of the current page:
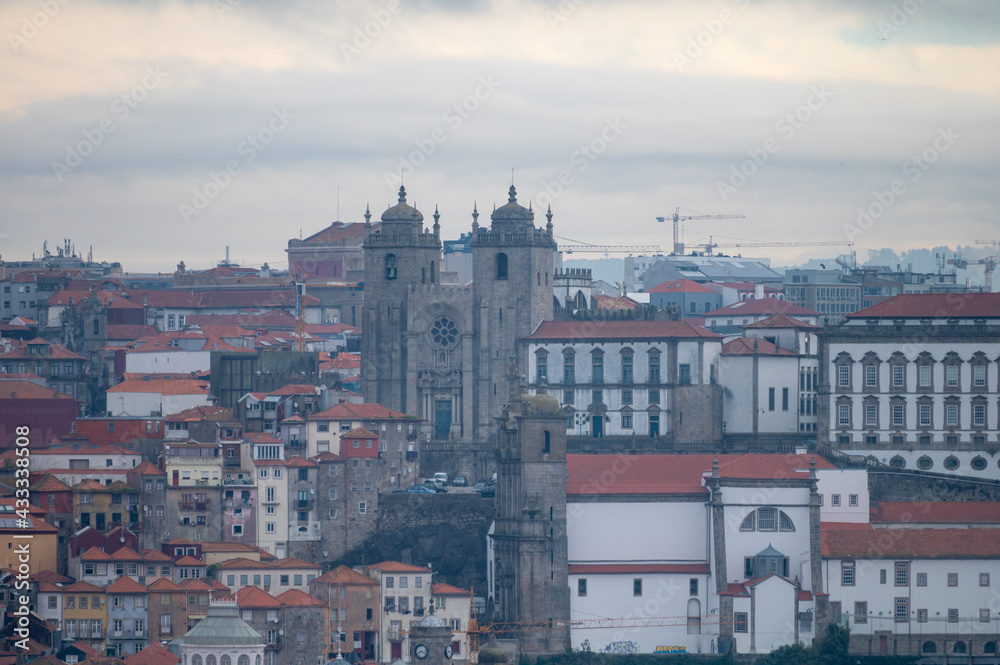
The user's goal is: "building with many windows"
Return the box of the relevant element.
[363,561,432,663]
[820,293,1000,479]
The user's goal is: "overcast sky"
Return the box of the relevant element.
[1,0,997,273]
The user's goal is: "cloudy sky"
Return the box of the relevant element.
[1,0,998,273]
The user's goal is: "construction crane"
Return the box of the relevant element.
[560,244,663,256]
[976,239,1000,251]
[656,207,745,255]
[948,254,998,292]
[698,236,855,256]
[294,282,307,352]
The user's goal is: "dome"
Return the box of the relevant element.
[415,611,448,629]
[381,185,424,224]
[490,185,533,223]
[478,634,509,664]
[176,602,265,646]
[527,393,562,417]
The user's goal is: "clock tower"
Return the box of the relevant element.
[409,607,455,665]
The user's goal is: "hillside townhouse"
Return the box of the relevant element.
[431,583,472,662]
[106,575,149,657]
[214,557,322,595]
[199,541,274,566]
[146,577,188,644]
[60,581,107,649]
[31,443,143,472]
[127,461,168,551]
[29,474,74,575]
[305,402,421,489]
[275,589,329,665]
[173,557,208,584]
[178,578,214,630]
[363,561,433,663]
[0,507,58,574]
[0,379,78,450]
[309,565,381,662]
[106,376,214,418]
[0,337,87,407]
[163,439,224,542]
[285,456,322,561]
[703,298,822,333]
[525,320,723,442]
[231,586,286,663]
[820,293,1000,479]
[238,384,324,434]
[253,453,291,559]
[124,327,255,374]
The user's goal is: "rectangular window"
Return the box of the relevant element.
[592,389,602,404]
[981,609,991,623]
[578,579,587,597]
[621,355,633,384]
[974,404,987,427]
[633,578,642,597]
[892,364,904,387]
[621,414,632,429]
[832,494,841,506]
[917,609,928,623]
[537,357,547,382]
[918,365,931,387]
[948,572,958,587]
[916,572,927,586]
[919,403,932,427]
[841,563,854,586]
[946,403,958,427]
[865,365,877,387]
[895,597,908,622]
[892,403,904,426]
[563,356,575,384]
[782,387,789,411]
[838,365,850,387]
[621,389,632,405]
[690,578,698,596]
[855,602,867,624]
[849,494,859,507]
[734,612,748,633]
[679,364,691,385]
[838,404,850,426]
[648,389,659,404]
[946,364,958,387]
[757,507,776,531]
[974,364,986,387]
[865,403,877,426]
[981,573,990,587]
[649,356,660,384]
[895,561,909,586]
[880,569,886,584]
[359,502,367,514]
[948,608,959,623]
[592,356,603,384]
[768,387,775,411]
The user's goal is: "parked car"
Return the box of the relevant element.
[472,482,486,493]
[453,476,468,487]
[433,472,449,487]
[480,483,495,498]
[424,479,448,493]
[406,485,436,493]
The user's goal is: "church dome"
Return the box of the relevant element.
[490,185,534,223]
[478,634,509,664]
[415,611,448,629]
[527,393,562,417]
[381,185,424,223]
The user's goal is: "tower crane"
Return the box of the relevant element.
[698,236,854,256]
[948,253,998,292]
[559,244,663,256]
[656,207,745,255]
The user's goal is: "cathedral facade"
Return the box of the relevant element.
[360,184,556,443]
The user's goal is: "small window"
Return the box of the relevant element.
[577,579,587,597]
[633,578,642,597]
[496,253,508,280]
[734,612,748,633]
[981,573,991,587]
[916,572,927,587]
[948,573,958,587]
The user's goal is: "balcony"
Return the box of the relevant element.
[296,499,311,510]
[178,502,193,510]
[387,627,403,642]
[195,500,210,511]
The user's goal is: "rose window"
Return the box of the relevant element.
[430,317,458,348]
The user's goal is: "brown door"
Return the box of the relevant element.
[391,643,402,660]
[879,636,887,653]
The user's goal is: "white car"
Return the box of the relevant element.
[432,472,449,487]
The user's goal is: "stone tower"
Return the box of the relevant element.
[492,391,570,656]
[361,186,443,416]
[471,186,555,437]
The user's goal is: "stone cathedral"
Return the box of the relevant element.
[360,184,556,443]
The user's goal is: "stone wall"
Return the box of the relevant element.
[869,470,1000,502]
[417,441,495,485]
[331,492,494,594]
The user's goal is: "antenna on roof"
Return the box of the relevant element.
[337,186,340,222]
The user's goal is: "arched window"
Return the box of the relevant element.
[238,656,251,665]
[385,254,397,280]
[496,253,508,280]
[430,261,435,283]
[221,657,232,665]
[207,656,217,665]
[953,642,967,654]
[739,507,795,532]
[93,319,100,335]
[537,272,541,286]
[922,642,937,654]
[985,641,997,654]
[192,657,203,665]
[687,598,701,634]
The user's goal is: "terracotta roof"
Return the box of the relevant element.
[133,289,316,310]
[105,576,148,594]
[37,444,137,457]
[200,542,268,554]
[820,522,875,531]
[744,313,819,330]
[147,578,183,592]
[165,405,233,422]
[33,570,73,584]
[110,547,143,561]
[312,565,378,586]
[272,557,320,569]
[215,557,275,570]
[269,384,321,396]
[63,580,105,593]
[132,460,165,476]
[567,563,710,575]
[285,456,317,468]
[187,311,299,329]
[167,537,200,545]
[37,581,64,593]
[0,380,75,400]
[311,452,344,463]
[431,582,471,596]
[141,549,173,562]
[178,578,212,591]
[566,453,834,495]
[69,641,102,657]
[822,527,1000,558]
[704,299,820,318]
[29,474,71,492]
[342,427,378,439]
[368,561,431,573]
[174,556,206,567]
[72,479,108,491]
[527,320,721,341]
[0,338,85,361]
[81,547,114,561]
[106,324,159,341]
[247,434,283,443]
[107,377,209,395]
[722,337,797,356]
[276,589,324,607]
[301,221,371,244]
[234,585,283,608]
[281,414,306,423]
[870,502,1000,524]
[310,403,414,421]
[846,293,1000,319]
[592,295,640,311]
[647,278,715,294]
[720,583,750,598]
[124,643,180,665]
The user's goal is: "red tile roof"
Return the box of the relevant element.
[276,589,324,607]
[820,522,874,531]
[368,561,431,573]
[342,428,378,439]
[310,403,414,421]
[235,586,283,608]
[124,643,180,665]
[106,324,159,341]
[187,311,299,329]
[306,323,359,334]
[268,384,321,396]
[846,293,1000,319]
[63,580,105,593]
[73,479,109,491]
[592,295,640,311]
[174,556,206,567]
[132,460,165,476]
[0,380,75,400]
[704,299,820,318]
[567,563,710,575]
[178,578,213,591]
[301,221,371,244]
[744,314,819,330]
[528,320,720,340]
[272,557,320,569]
[111,547,143,561]
[33,570,73,584]
[141,549,173,562]
[107,377,210,395]
[567,453,834,495]
[822,527,1000,558]
[199,542,268,554]
[81,547,113,561]
[647,279,715,294]
[215,557,275,570]
[0,337,85,360]
[431,582,470,596]
[285,456,317,468]
[870,502,1000,524]
[29,474,72,492]
[147,578,183,592]
[312,565,378,586]
[722,337,797,356]
[165,405,234,422]
[720,583,750,598]
[105,576,148,594]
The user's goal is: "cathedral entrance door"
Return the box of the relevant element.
[591,415,603,438]
[435,399,452,440]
